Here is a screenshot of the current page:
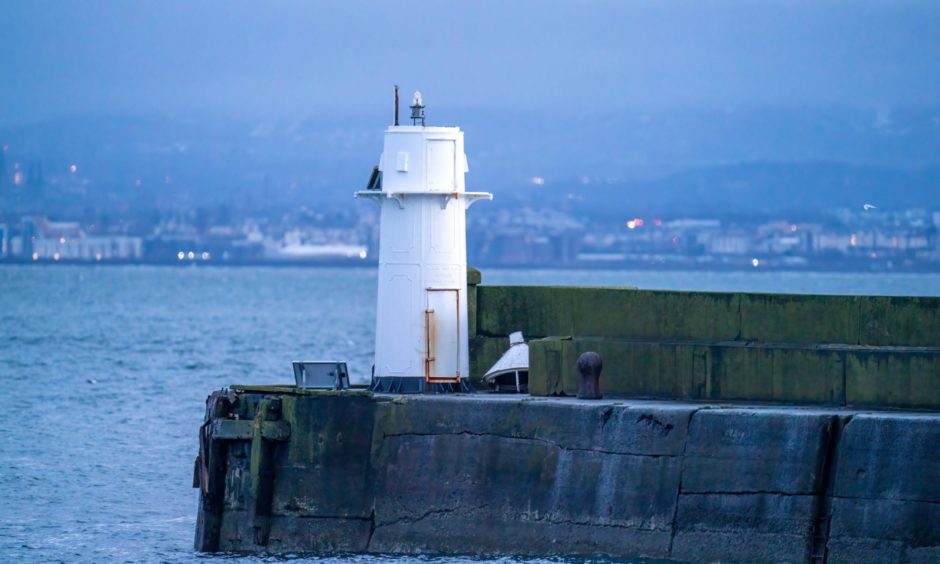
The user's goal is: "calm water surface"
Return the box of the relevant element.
[1,265,937,563]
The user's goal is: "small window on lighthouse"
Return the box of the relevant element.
[396,152,409,172]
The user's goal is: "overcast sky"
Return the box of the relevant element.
[3,1,939,124]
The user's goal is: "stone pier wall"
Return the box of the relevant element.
[194,390,940,562]
[467,279,940,410]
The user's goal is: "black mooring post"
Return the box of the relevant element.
[577,351,603,399]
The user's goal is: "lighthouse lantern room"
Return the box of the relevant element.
[356,89,492,393]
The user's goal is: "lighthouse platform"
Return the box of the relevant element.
[193,271,940,563]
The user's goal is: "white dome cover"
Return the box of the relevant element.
[483,331,529,383]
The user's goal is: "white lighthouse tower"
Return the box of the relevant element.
[356,90,491,393]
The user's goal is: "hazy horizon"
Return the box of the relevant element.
[4,1,940,125]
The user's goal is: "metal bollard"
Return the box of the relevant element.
[577,351,603,399]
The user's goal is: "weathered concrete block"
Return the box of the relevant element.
[529,337,848,406]
[569,289,739,342]
[529,338,709,398]
[369,397,693,558]
[476,286,737,341]
[825,413,940,563]
[528,337,567,396]
[683,409,833,494]
[833,414,940,503]
[710,345,845,405]
[673,409,837,562]
[374,396,694,456]
[671,493,817,563]
[268,515,373,552]
[582,341,694,399]
[859,296,940,347]
[274,395,376,518]
[846,351,940,409]
[529,338,700,399]
[827,497,940,564]
[707,345,766,401]
[216,509,251,550]
[218,510,372,552]
[477,286,577,338]
[739,293,860,344]
[368,439,678,558]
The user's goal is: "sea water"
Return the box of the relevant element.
[1,265,937,563]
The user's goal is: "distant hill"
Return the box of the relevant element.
[2,105,939,216]
[505,161,940,219]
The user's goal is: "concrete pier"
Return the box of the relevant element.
[194,390,939,562]
[194,273,940,561]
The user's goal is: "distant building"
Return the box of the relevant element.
[21,217,38,258]
[813,233,852,253]
[0,223,7,258]
[708,234,750,255]
[21,216,143,261]
[666,219,721,230]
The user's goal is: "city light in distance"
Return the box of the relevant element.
[530,176,545,186]
[359,250,367,259]
[69,164,78,174]
[178,250,211,260]
[752,258,760,267]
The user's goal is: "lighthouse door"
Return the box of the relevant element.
[425,288,461,383]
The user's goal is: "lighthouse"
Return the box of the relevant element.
[356,90,492,393]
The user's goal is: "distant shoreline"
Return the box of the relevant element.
[2,258,938,274]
